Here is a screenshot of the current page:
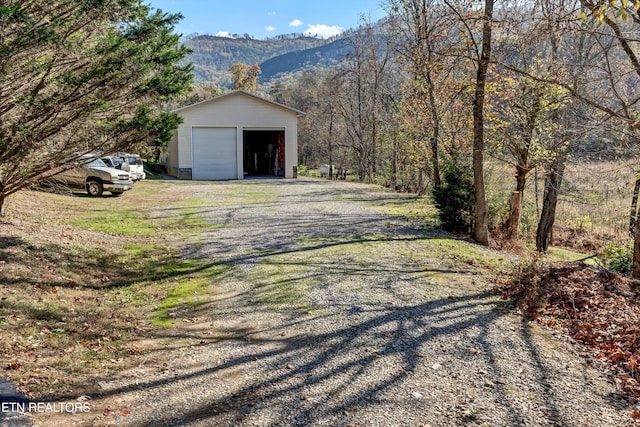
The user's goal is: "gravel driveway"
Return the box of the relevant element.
[32,178,633,426]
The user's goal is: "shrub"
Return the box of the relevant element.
[603,241,632,275]
[432,156,473,232]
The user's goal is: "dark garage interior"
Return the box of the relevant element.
[243,130,285,177]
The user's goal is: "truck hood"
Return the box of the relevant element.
[86,166,131,179]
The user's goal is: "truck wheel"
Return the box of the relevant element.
[86,180,103,197]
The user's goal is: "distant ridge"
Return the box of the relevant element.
[182,35,330,87]
[258,37,353,81]
[182,19,388,88]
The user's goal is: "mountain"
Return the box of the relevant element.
[183,34,331,87]
[258,37,354,82]
[183,20,390,88]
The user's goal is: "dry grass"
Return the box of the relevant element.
[555,159,635,250]
[0,182,200,397]
[486,158,638,253]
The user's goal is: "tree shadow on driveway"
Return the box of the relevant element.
[66,288,625,426]
[12,179,629,426]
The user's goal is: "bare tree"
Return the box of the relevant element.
[386,0,461,187]
[537,0,640,273]
[488,16,573,242]
[333,20,394,183]
[471,0,494,245]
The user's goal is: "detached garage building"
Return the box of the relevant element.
[166,90,304,180]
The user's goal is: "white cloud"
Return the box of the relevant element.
[265,25,276,32]
[304,24,343,39]
[289,19,303,27]
[215,31,233,38]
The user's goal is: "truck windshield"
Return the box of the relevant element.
[86,158,108,168]
[126,156,142,166]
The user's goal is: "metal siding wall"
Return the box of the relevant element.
[171,93,301,180]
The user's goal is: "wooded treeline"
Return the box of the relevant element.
[267,0,640,274]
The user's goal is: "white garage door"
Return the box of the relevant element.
[192,127,238,180]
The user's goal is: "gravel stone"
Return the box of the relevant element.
[28,178,636,427]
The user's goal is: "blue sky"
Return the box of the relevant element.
[144,0,387,39]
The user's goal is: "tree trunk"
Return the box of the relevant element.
[629,172,640,232]
[371,120,377,182]
[536,155,566,252]
[391,136,398,190]
[426,72,441,187]
[328,111,334,180]
[0,180,5,217]
[471,0,493,246]
[504,166,528,241]
[628,165,640,277]
[505,191,522,241]
[632,219,640,278]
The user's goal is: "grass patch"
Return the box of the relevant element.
[245,259,313,310]
[172,206,217,232]
[70,209,158,236]
[368,194,440,228]
[428,238,509,270]
[543,246,600,266]
[153,262,228,327]
[0,181,228,397]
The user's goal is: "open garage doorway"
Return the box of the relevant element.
[243,129,285,177]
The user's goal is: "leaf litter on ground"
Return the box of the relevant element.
[506,260,640,403]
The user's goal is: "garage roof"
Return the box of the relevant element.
[172,90,306,116]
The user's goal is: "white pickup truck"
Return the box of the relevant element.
[50,156,134,197]
[102,153,146,181]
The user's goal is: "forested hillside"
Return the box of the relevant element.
[258,37,354,81]
[183,34,330,86]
